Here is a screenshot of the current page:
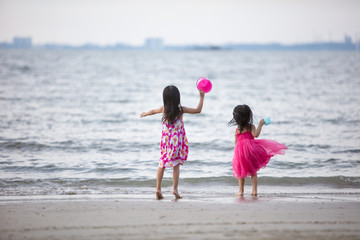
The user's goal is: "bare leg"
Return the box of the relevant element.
[237,178,245,196]
[251,175,258,196]
[156,167,165,200]
[172,164,182,199]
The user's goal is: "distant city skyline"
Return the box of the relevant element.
[1,35,357,51]
[1,0,359,46]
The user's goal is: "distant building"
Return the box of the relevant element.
[145,38,164,50]
[13,37,32,48]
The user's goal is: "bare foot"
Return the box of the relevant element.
[236,192,244,197]
[156,190,164,200]
[251,193,258,197]
[173,190,182,199]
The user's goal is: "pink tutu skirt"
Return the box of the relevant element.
[232,131,286,178]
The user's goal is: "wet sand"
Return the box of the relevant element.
[0,194,359,240]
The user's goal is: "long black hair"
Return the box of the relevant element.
[162,85,182,125]
[228,105,253,133]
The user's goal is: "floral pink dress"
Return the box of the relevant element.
[159,118,188,168]
[232,130,287,179]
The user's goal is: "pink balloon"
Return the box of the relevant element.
[196,77,212,93]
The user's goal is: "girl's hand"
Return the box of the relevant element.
[199,90,205,98]
[259,119,265,126]
[140,107,163,118]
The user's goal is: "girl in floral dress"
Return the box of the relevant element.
[141,85,205,200]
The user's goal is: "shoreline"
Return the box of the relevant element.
[1,180,359,199]
[1,193,359,240]
[1,186,359,202]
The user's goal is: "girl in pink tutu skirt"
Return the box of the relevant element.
[229,105,287,196]
[141,86,205,200]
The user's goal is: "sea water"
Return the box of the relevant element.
[0,49,359,197]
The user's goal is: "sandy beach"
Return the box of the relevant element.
[0,193,359,240]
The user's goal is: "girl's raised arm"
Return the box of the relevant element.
[140,106,163,118]
[182,90,205,114]
[251,119,265,138]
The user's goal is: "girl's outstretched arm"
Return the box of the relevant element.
[140,106,163,118]
[182,90,205,114]
[251,119,265,138]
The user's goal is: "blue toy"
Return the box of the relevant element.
[264,117,271,125]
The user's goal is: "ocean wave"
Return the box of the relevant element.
[85,167,135,174]
[287,143,332,150]
[0,176,358,196]
[0,141,49,151]
[333,149,360,154]
[1,165,87,174]
[11,65,31,72]
[323,117,360,125]
[0,140,157,153]
[0,140,84,152]
[190,142,233,152]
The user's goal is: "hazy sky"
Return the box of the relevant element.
[0,0,359,46]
